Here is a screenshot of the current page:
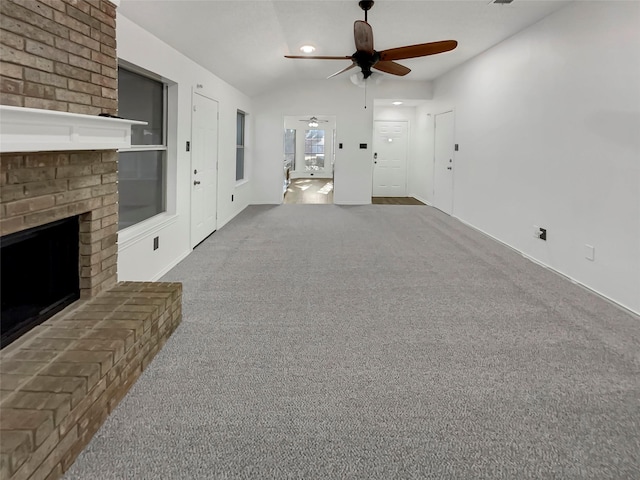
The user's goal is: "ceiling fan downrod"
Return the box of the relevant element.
[359,0,374,22]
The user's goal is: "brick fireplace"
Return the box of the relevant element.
[0,0,122,297]
[0,2,183,479]
[1,149,119,296]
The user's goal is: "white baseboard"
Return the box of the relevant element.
[151,249,191,281]
[454,216,639,317]
[411,194,431,206]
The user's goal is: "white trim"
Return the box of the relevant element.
[150,249,191,281]
[411,194,430,206]
[453,215,640,317]
[118,145,167,152]
[118,212,178,250]
[0,105,145,153]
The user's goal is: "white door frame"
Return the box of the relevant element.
[372,120,409,197]
[190,90,219,248]
[432,109,455,215]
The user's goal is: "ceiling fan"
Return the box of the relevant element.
[285,1,458,80]
[300,116,329,127]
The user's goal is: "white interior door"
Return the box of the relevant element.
[372,121,408,196]
[191,92,218,248]
[433,111,454,215]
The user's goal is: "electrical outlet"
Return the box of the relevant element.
[533,226,547,241]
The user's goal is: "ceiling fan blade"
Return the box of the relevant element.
[373,60,411,76]
[354,20,374,54]
[285,55,353,60]
[328,62,357,79]
[379,40,458,61]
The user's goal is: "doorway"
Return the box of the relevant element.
[433,111,455,215]
[190,92,218,247]
[283,115,336,205]
[372,121,408,197]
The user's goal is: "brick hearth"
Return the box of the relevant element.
[0,282,182,479]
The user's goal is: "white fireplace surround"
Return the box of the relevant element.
[0,105,145,153]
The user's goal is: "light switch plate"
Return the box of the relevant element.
[585,244,595,261]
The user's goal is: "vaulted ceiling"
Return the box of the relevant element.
[119,0,571,97]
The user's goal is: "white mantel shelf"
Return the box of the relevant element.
[0,105,146,153]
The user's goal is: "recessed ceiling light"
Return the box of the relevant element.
[300,45,316,54]
[392,101,403,106]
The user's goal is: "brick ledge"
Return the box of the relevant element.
[0,281,182,480]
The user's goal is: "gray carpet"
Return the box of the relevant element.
[64,205,640,479]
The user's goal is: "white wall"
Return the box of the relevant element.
[412,103,434,204]
[116,14,253,281]
[252,79,431,205]
[425,1,640,313]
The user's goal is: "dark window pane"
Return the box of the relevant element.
[118,68,164,145]
[236,111,244,146]
[236,147,244,181]
[118,151,165,229]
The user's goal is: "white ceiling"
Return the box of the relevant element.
[118,0,571,97]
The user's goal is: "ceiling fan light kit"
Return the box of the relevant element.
[285,0,458,82]
[300,116,329,128]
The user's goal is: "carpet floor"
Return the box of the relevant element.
[64,205,640,480]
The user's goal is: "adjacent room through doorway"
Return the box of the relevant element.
[283,115,336,205]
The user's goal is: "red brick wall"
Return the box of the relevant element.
[0,0,117,115]
[0,0,120,297]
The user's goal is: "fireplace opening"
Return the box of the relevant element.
[1,216,80,349]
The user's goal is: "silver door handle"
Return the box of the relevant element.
[194,180,201,185]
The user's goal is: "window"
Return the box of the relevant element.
[284,129,296,170]
[236,111,245,181]
[117,67,167,230]
[304,129,325,171]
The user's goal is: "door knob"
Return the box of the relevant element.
[194,180,201,185]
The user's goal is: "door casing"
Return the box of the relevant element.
[190,92,219,248]
[372,120,409,197]
[433,111,455,215]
